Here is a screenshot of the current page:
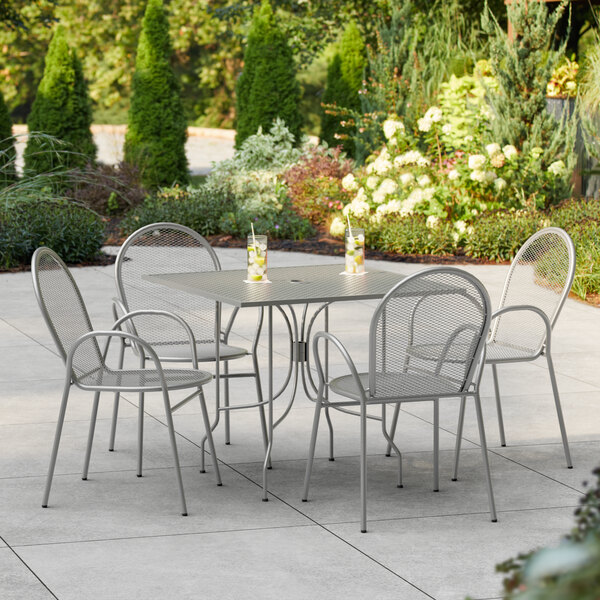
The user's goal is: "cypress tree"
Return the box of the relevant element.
[0,90,16,185]
[320,21,366,156]
[235,0,302,148]
[24,25,96,175]
[124,0,188,187]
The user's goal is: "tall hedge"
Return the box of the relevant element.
[320,21,366,156]
[0,89,16,185]
[24,25,96,175]
[235,0,302,148]
[124,0,188,188]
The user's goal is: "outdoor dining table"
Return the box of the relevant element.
[144,263,410,499]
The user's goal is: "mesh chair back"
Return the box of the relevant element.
[369,268,491,399]
[116,223,221,347]
[490,227,575,355]
[32,247,103,382]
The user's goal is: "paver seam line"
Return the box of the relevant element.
[519,358,600,391]
[0,317,60,353]
[0,535,60,599]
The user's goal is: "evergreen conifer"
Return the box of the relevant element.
[320,21,366,157]
[124,0,188,187]
[0,90,16,185]
[24,25,96,175]
[483,0,574,167]
[235,0,302,148]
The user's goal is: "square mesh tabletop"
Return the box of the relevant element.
[143,264,409,308]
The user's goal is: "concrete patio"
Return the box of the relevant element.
[1,247,599,600]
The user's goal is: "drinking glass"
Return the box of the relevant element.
[247,235,268,282]
[345,228,365,274]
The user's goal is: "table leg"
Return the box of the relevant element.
[262,305,274,501]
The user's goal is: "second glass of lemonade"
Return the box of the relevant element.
[345,228,365,274]
[247,235,268,282]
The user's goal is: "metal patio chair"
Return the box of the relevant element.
[302,267,496,533]
[110,223,268,472]
[454,227,575,472]
[32,247,221,516]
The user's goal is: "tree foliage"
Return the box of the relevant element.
[124,0,188,187]
[235,0,302,148]
[320,21,366,156]
[0,0,56,30]
[23,25,96,175]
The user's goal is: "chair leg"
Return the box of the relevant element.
[452,396,466,481]
[385,403,401,457]
[324,407,335,461]
[223,360,231,445]
[433,399,439,492]
[43,379,71,508]
[161,390,188,516]
[108,340,125,451]
[302,384,324,503]
[473,393,497,522]
[381,405,403,488]
[360,401,368,533]
[547,353,573,468]
[197,388,222,486]
[492,364,507,447]
[82,391,100,480]
[137,392,145,477]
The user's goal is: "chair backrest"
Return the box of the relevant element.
[31,247,103,381]
[368,267,491,399]
[115,223,221,346]
[490,227,575,355]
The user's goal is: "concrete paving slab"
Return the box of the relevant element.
[0,548,54,600]
[328,506,575,600]
[15,526,431,600]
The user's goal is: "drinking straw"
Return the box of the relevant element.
[346,213,354,242]
[250,221,257,249]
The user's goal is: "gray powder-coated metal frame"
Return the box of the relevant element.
[144,264,411,499]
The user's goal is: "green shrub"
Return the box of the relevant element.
[0,91,16,186]
[120,185,225,238]
[364,214,457,256]
[124,0,188,188]
[0,199,104,269]
[462,210,542,262]
[24,25,96,175]
[235,0,302,148]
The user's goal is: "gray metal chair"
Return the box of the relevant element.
[456,227,575,471]
[302,267,496,533]
[110,223,268,473]
[32,246,221,516]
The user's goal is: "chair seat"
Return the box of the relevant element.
[143,341,248,362]
[75,366,213,391]
[406,342,474,363]
[485,340,538,362]
[329,371,465,402]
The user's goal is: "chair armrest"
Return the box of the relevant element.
[111,309,199,367]
[312,331,367,402]
[492,304,552,338]
[66,330,170,389]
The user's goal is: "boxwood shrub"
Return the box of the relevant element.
[0,199,105,269]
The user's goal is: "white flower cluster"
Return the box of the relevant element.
[382,118,405,142]
[329,216,346,237]
[372,178,399,204]
[417,106,442,132]
[393,150,429,168]
[548,160,566,176]
[366,148,393,175]
[341,173,358,191]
